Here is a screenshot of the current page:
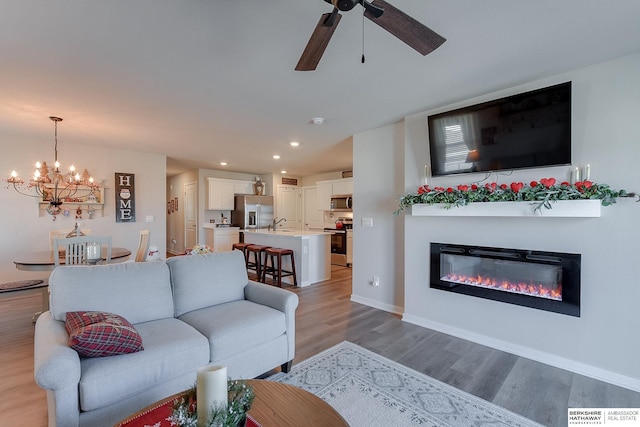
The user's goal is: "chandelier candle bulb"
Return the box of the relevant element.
[196,365,227,426]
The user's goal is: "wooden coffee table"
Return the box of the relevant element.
[114,379,348,427]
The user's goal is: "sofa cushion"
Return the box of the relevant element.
[65,311,144,357]
[78,318,209,412]
[49,262,174,324]
[168,251,249,317]
[179,300,286,362]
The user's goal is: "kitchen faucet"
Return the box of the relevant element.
[273,217,287,230]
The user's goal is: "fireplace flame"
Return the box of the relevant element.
[443,273,562,301]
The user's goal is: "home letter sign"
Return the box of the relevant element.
[115,172,136,222]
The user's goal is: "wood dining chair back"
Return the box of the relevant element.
[53,236,112,266]
[135,230,151,262]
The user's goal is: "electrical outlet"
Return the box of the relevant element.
[372,276,379,287]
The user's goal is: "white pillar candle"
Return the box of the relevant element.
[574,167,580,183]
[197,365,227,426]
[86,243,101,261]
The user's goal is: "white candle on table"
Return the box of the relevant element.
[574,167,580,183]
[197,365,227,426]
[86,243,101,261]
[585,163,591,181]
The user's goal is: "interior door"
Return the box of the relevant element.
[303,186,323,230]
[184,182,197,250]
[277,186,302,229]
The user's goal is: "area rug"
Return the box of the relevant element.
[267,341,542,427]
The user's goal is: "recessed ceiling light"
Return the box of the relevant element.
[220,161,228,166]
[273,155,280,160]
[281,170,287,174]
[312,117,325,125]
[290,141,300,147]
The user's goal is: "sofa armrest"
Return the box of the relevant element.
[244,280,299,362]
[244,280,299,314]
[34,311,82,427]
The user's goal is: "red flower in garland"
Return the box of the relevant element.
[530,181,538,187]
[446,187,453,193]
[457,185,469,191]
[575,181,593,192]
[499,184,508,190]
[540,177,556,188]
[471,184,478,191]
[510,182,524,193]
[417,185,431,194]
[485,182,497,192]
[561,181,570,186]
[434,186,445,192]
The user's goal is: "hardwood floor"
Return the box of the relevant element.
[2,265,639,426]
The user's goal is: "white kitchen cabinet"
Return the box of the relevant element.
[204,226,240,252]
[234,181,255,195]
[208,178,255,210]
[331,178,353,196]
[276,185,302,229]
[316,178,353,211]
[207,178,234,210]
[316,182,333,211]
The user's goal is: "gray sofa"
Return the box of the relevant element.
[34,250,298,427]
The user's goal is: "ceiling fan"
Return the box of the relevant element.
[295,0,446,71]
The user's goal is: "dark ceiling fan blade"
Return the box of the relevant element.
[360,0,384,18]
[295,10,343,71]
[363,0,445,55]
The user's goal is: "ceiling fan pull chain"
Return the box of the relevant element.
[361,11,366,63]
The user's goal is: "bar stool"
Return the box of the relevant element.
[262,247,297,287]
[245,244,270,282]
[231,242,250,260]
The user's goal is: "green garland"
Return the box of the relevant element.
[169,380,255,427]
[396,178,638,214]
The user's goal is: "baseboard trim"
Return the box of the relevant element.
[402,313,640,393]
[350,294,404,316]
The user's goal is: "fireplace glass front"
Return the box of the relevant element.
[430,243,580,316]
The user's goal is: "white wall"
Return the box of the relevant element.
[352,123,405,314]
[352,52,640,391]
[0,137,167,282]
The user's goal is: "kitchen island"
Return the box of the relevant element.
[243,229,331,287]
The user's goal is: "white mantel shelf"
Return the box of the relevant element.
[410,200,602,218]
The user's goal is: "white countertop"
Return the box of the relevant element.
[243,229,330,237]
[203,224,239,230]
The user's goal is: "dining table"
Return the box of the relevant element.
[13,247,132,271]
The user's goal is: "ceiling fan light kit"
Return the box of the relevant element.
[296,0,446,71]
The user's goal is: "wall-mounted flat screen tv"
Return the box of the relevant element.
[428,82,571,177]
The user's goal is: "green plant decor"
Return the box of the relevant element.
[396,178,638,214]
[170,380,255,427]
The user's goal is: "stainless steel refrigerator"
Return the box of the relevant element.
[231,195,274,230]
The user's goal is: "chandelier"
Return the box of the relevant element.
[5,116,100,217]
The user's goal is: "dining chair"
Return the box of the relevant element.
[49,228,92,253]
[53,236,112,266]
[135,230,151,262]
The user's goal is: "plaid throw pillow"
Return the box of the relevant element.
[65,311,144,357]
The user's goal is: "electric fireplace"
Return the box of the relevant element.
[430,243,581,316]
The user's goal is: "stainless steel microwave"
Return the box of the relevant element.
[330,194,352,211]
